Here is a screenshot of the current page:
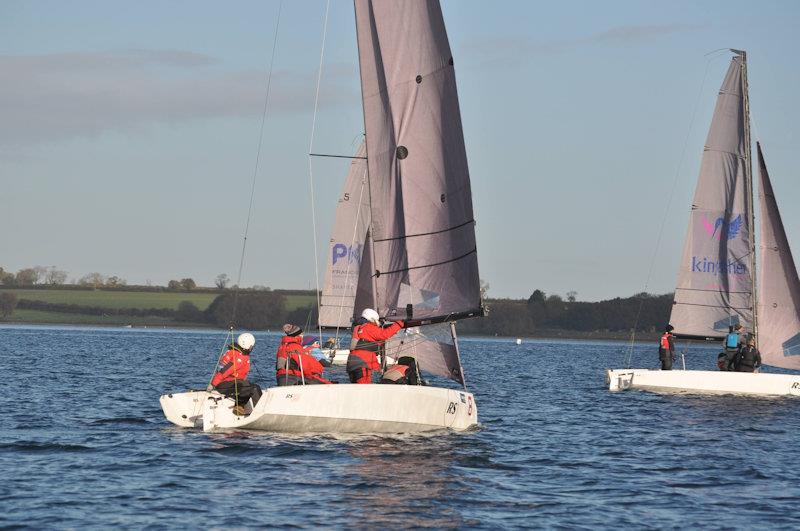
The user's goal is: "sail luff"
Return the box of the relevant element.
[741,51,758,343]
[669,54,755,338]
[756,143,800,369]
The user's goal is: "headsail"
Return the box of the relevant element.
[354,0,482,324]
[756,143,800,369]
[318,142,370,329]
[386,324,464,385]
[670,54,754,339]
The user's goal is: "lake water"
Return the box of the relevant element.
[2,325,800,528]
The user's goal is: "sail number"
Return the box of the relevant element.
[446,402,457,415]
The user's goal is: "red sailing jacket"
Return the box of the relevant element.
[211,347,251,387]
[660,332,674,352]
[276,336,329,383]
[349,321,404,370]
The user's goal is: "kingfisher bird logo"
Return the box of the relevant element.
[702,213,743,241]
[332,243,363,266]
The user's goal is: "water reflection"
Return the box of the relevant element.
[340,435,467,528]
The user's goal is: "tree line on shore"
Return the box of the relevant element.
[0,285,673,338]
[0,264,674,335]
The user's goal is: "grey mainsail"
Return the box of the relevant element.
[354,0,482,325]
[756,143,800,369]
[318,142,370,329]
[670,54,754,339]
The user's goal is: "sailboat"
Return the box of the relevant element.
[607,50,800,396]
[160,0,484,432]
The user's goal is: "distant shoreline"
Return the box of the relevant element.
[0,319,659,343]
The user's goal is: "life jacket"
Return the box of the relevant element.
[736,346,759,370]
[351,324,382,353]
[725,333,740,351]
[659,332,672,351]
[211,347,251,387]
[276,336,329,384]
[380,364,410,384]
[347,321,404,373]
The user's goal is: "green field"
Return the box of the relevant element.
[5,289,317,311]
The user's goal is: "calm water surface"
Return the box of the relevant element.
[2,325,799,528]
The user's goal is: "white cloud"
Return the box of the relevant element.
[0,49,358,147]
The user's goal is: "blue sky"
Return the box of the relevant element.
[1,0,798,300]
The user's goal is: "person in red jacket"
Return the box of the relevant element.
[210,332,262,415]
[347,308,404,384]
[276,324,332,386]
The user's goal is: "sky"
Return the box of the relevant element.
[1,0,799,301]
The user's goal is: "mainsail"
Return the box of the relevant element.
[354,0,482,324]
[756,143,800,369]
[318,142,370,329]
[670,54,754,339]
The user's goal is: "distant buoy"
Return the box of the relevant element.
[515,338,522,345]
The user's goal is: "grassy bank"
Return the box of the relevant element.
[4,289,316,312]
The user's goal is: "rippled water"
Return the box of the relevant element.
[2,325,800,528]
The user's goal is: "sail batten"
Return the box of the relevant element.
[670,55,754,338]
[756,143,800,369]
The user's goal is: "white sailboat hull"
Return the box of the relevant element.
[322,348,350,365]
[322,348,396,366]
[160,384,478,433]
[606,368,800,396]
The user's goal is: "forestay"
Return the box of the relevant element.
[756,143,800,369]
[319,142,370,329]
[354,0,482,324]
[670,54,754,339]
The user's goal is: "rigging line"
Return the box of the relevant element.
[308,0,332,343]
[310,153,368,160]
[624,55,715,368]
[230,0,284,327]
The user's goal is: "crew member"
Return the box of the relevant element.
[717,324,744,370]
[659,324,675,371]
[210,332,262,415]
[276,324,331,385]
[347,308,404,384]
[380,364,410,384]
[302,335,333,367]
[735,335,762,373]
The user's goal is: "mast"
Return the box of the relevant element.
[737,49,758,345]
[352,0,379,318]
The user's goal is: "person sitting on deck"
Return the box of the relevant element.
[659,324,675,370]
[380,356,423,385]
[347,308,404,384]
[210,332,262,416]
[276,324,332,386]
[302,335,333,367]
[734,335,762,373]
